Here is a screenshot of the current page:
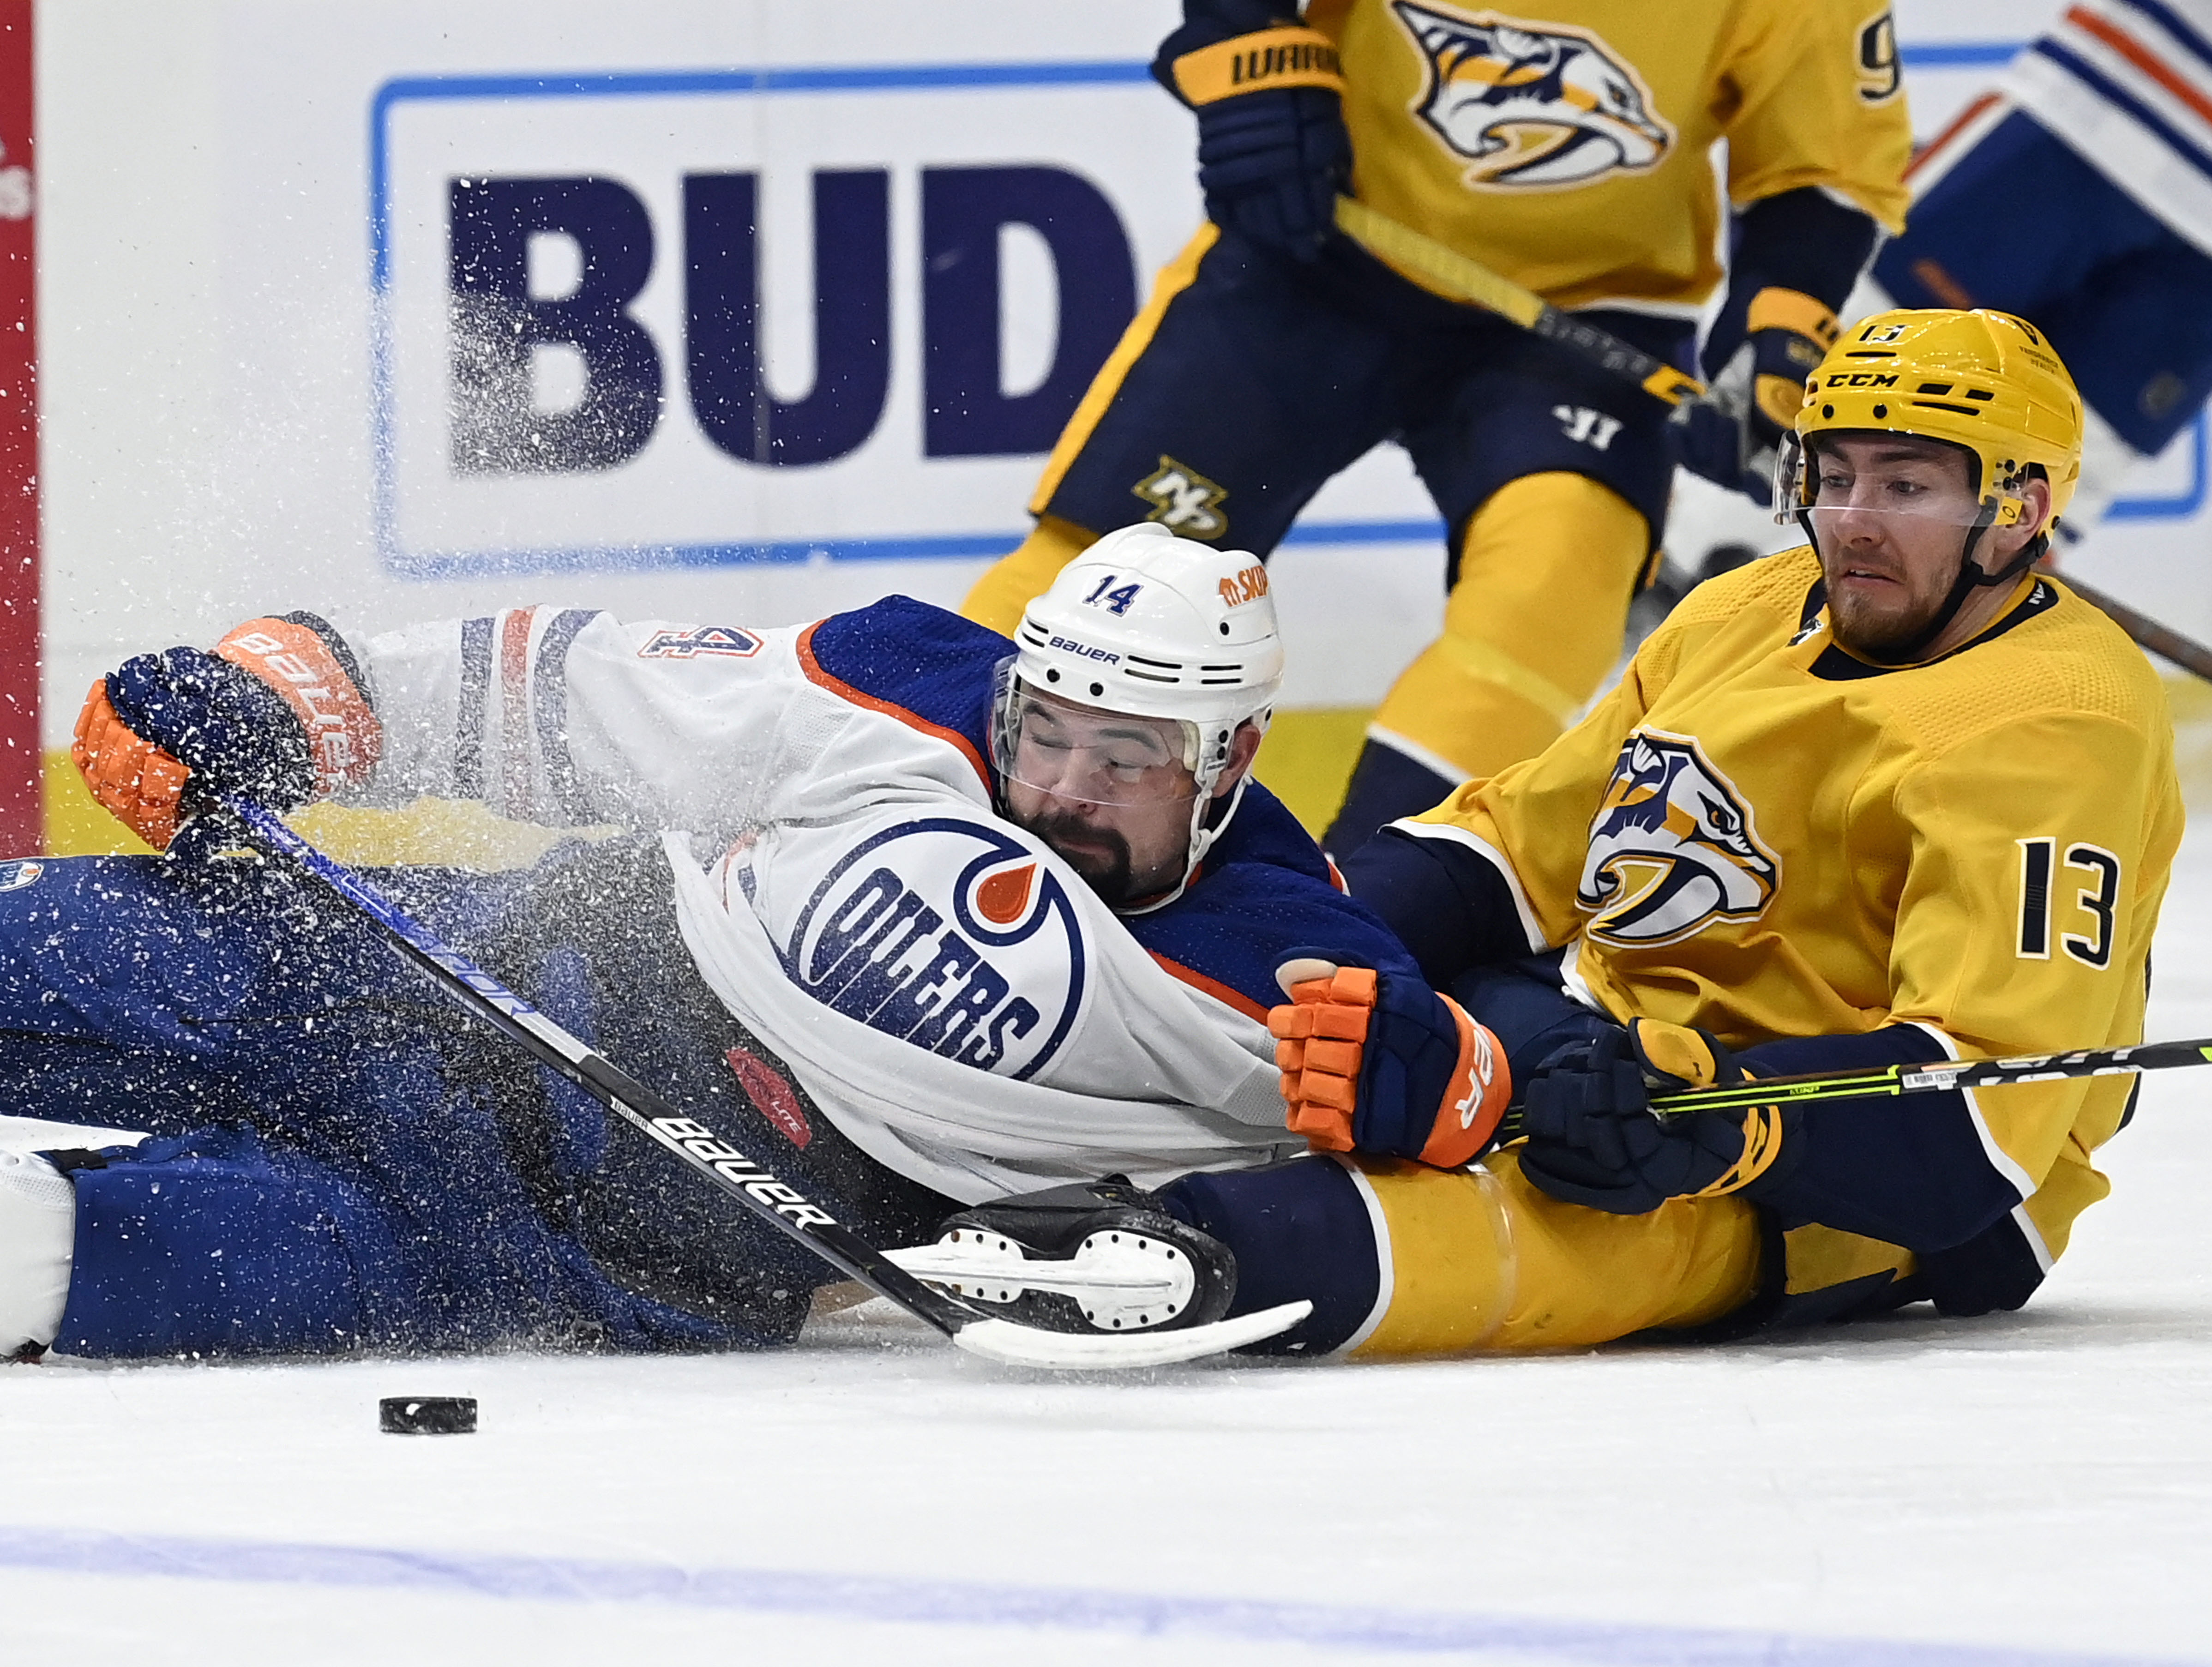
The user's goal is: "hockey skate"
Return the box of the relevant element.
[887,1178,1236,1335]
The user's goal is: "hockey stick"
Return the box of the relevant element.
[1340,198,2212,681]
[1494,1035,2212,1140]
[1333,196,1706,408]
[2041,564,2212,685]
[215,797,1310,1370]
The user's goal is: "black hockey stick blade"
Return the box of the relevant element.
[217,798,1309,1370]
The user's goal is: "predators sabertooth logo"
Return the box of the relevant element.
[1392,2,1674,190]
[1577,732,1778,947]
[1133,456,1229,539]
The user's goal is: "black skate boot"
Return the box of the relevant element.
[887,1177,1237,1334]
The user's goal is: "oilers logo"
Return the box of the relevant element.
[1392,2,1674,190]
[1577,733,1778,947]
[785,818,1088,1081]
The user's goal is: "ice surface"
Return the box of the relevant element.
[7,848,2212,1666]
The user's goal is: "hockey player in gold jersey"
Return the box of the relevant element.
[915,309,2183,1356]
[959,0,1913,856]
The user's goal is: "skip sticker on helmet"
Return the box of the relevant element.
[1218,566,1268,607]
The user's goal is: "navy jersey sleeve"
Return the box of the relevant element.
[1340,825,1542,987]
[803,596,1006,763]
[1128,785,1422,1017]
[1738,1025,2023,1255]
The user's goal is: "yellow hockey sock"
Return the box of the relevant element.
[1342,1148,1764,1357]
[1370,472,1651,782]
[959,515,1098,636]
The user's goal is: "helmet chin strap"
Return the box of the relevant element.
[1119,735,1250,917]
[1806,502,2044,667]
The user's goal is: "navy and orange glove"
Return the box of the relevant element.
[1154,6,1351,261]
[73,612,382,850]
[1672,286,1840,501]
[1517,1018,1787,1216]
[1267,958,1510,1168]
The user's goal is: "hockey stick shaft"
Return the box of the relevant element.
[2044,565,2212,685]
[1333,196,1707,408]
[1491,1036,2212,1139]
[217,797,985,1341]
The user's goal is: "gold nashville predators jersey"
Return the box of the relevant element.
[1411,547,2182,1265]
[1304,0,1914,313]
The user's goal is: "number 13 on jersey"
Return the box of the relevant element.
[2018,837,2121,968]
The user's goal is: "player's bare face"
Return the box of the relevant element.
[1809,435,2026,661]
[1002,694,1204,906]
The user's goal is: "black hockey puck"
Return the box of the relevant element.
[379,1396,477,1435]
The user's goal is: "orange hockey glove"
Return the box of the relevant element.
[72,613,380,850]
[1268,958,1509,1169]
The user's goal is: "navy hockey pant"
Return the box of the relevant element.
[0,844,953,1359]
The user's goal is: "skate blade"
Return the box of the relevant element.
[949,1300,1311,1371]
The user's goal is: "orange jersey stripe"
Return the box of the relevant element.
[2067,4,2212,129]
[499,607,537,819]
[1148,950,1271,1024]
[1905,90,2002,181]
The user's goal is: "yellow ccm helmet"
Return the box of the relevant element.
[1779,307,2084,536]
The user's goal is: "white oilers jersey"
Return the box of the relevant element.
[340,599,1391,1201]
[2003,0,2212,258]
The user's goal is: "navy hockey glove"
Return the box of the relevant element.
[1517,1019,1785,1215]
[1671,287,1839,502]
[1268,959,1510,1168]
[1154,13,1351,262]
[74,614,380,849]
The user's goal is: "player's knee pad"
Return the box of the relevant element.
[959,515,1099,636]
[1381,472,1650,774]
[1328,474,1650,854]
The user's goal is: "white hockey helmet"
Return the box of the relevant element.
[995,522,1286,907]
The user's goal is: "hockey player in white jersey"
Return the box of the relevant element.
[1873,0,2212,533]
[1,524,1505,1361]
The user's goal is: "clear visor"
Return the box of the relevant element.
[1772,432,2027,531]
[991,668,1204,808]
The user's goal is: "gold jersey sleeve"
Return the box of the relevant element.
[1306,0,1913,312]
[1412,548,2183,1252]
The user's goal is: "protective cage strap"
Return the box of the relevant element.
[1172,26,1346,105]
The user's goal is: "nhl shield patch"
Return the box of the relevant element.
[638,626,763,659]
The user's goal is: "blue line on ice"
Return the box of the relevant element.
[0,1525,2185,1664]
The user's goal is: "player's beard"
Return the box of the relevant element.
[1828,584,1941,660]
[1016,808,1139,907]
[1824,545,1966,662]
